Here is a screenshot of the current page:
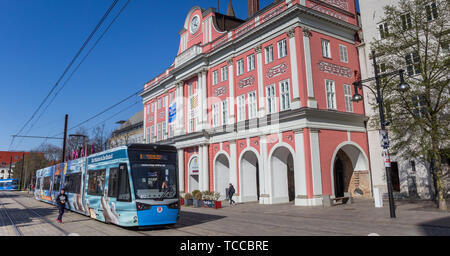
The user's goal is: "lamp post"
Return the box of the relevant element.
[352,50,410,219]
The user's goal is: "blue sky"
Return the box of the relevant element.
[0,0,275,151]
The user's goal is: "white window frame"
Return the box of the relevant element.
[405,51,421,76]
[221,66,228,82]
[237,94,246,122]
[401,13,412,31]
[344,84,353,113]
[321,39,331,58]
[157,123,161,141]
[158,98,161,110]
[236,59,244,76]
[378,22,389,39]
[339,44,348,63]
[151,102,155,112]
[278,39,287,59]
[248,91,257,119]
[265,45,274,64]
[279,80,291,111]
[146,127,150,144]
[425,1,438,21]
[325,80,337,110]
[213,70,219,85]
[222,100,228,125]
[266,84,277,114]
[162,121,166,140]
[247,54,255,72]
[150,125,154,143]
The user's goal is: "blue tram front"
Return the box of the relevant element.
[0,179,19,191]
[35,144,180,228]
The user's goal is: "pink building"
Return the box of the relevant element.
[140,0,371,206]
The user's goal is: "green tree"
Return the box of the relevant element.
[12,152,48,190]
[371,0,449,210]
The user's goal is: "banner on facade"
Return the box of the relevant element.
[168,102,176,124]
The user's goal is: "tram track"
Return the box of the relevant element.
[0,199,23,236]
[0,191,70,236]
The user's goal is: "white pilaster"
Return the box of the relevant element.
[255,45,266,118]
[259,135,269,204]
[302,27,318,109]
[176,82,185,136]
[228,58,236,124]
[229,141,238,197]
[201,70,209,130]
[293,129,308,206]
[288,28,301,109]
[178,149,185,193]
[310,129,323,205]
[202,144,209,192]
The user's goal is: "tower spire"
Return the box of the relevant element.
[227,0,236,17]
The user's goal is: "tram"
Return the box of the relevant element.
[0,179,19,191]
[35,144,180,227]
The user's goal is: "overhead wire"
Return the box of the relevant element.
[10,0,120,150]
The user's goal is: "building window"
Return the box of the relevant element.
[237,59,244,76]
[158,98,161,110]
[188,83,194,96]
[162,121,166,140]
[247,54,255,72]
[146,105,150,115]
[150,126,154,143]
[221,66,228,82]
[265,45,274,64]
[378,22,389,39]
[405,51,421,76]
[425,1,438,21]
[278,39,287,59]
[151,102,155,112]
[222,100,228,125]
[157,123,161,141]
[237,95,246,122]
[344,84,354,112]
[168,124,174,138]
[248,91,257,119]
[266,84,276,114]
[146,127,150,143]
[412,95,428,117]
[321,39,331,58]
[212,103,219,127]
[325,80,337,110]
[213,70,219,85]
[279,80,290,111]
[401,13,412,31]
[189,119,194,133]
[339,45,348,63]
[164,96,168,108]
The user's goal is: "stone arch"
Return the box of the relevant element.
[188,155,200,193]
[268,143,296,204]
[239,148,261,203]
[214,153,230,199]
[330,142,370,198]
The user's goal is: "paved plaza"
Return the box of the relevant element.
[0,191,449,236]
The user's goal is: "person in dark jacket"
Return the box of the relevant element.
[55,188,69,223]
[227,183,236,206]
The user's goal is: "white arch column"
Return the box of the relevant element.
[293,129,309,206]
[259,136,269,204]
[178,148,185,193]
[309,129,324,206]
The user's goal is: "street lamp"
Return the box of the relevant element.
[351,50,410,219]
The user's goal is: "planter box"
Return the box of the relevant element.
[185,199,193,206]
[203,200,222,209]
[193,199,203,208]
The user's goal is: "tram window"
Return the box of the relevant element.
[43,177,51,190]
[108,168,119,198]
[53,176,61,192]
[117,164,131,202]
[88,169,106,196]
[64,173,81,194]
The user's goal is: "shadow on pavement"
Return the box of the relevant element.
[418,216,450,236]
[0,206,58,228]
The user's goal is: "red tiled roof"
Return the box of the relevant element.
[0,152,30,167]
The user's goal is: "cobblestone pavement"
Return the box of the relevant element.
[1,191,449,236]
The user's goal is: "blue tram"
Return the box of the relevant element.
[0,179,19,191]
[35,144,180,227]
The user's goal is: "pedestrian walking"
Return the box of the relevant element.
[55,188,69,223]
[228,183,236,206]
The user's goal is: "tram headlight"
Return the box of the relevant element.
[168,202,179,209]
[136,202,152,211]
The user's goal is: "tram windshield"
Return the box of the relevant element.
[131,163,177,200]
